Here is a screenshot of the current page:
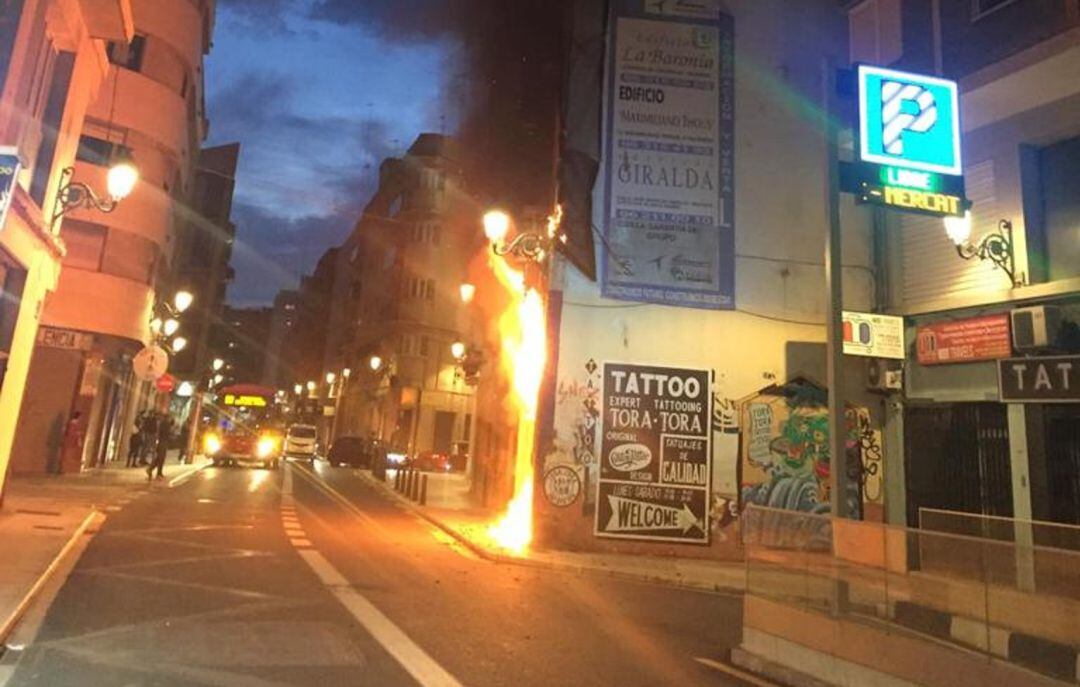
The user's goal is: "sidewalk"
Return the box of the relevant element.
[0,455,207,643]
[366,469,746,595]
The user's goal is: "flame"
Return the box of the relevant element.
[486,214,554,555]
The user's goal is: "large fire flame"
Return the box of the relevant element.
[486,221,551,555]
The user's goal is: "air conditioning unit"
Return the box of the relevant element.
[867,358,903,393]
[1011,305,1063,351]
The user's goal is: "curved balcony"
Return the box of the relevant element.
[65,160,173,249]
[132,0,206,71]
[88,67,188,160]
[44,266,153,343]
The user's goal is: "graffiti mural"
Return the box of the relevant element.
[846,407,883,505]
[739,378,862,516]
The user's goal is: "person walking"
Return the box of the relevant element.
[127,421,143,467]
[139,411,158,466]
[147,413,170,480]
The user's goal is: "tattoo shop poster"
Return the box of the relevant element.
[601,0,735,310]
[596,363,712,544]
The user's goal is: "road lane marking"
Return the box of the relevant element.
[694,657,782,687]
[296,549,463,687]
[290,538,313,548]
[290,463,388,535]
[168,462,209,488]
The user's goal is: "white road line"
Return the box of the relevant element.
[282,466,294,496]
[289,538,313,548]
[694,657,781,687]
[284,530,305,538]
[290,463,388,535]
[297,549,463,687]
[167,462,208,488]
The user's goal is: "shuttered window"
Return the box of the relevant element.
[899,160,1004,311]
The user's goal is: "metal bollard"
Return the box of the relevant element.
[394,468,402,492]
[420,473,428,506]
[409,470,419,501]
[406,469,415,500]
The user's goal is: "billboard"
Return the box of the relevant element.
[595,362,712,544]
[601,1,735,310]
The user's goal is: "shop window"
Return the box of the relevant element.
[107,34,146,72]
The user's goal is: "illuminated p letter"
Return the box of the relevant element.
[881,81,937,156]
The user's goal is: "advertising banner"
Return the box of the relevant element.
[595,362,712,544]
[916,314,1011,365]
[601,1,734,310]
[842,311,905,360]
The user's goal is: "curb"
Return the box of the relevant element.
[358,471,744,596]
[0,510,104,645]
[890,600,1080,684]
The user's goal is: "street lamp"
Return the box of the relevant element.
[174,290,194,313]
[326,372,336,385]
[944,216,1020,287]
[307,381,316,393]
[459,283,476,304]
[294,383,303,395]
[212,358,225,372]
[483,205,564,263]
[51,158,139,229]
[369,355,383,372]
[163,318,180,337]
[170,337,188,353]
[342,367,351,379]
[450,341,466,360]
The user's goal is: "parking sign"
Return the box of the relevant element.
[858,65,962,176]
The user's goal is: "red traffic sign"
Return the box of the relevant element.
[155,373,177,394]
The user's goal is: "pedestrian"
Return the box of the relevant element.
[140,411,158,465]
[60,411,86,474]
[147,413,170,480]
[127,422,143,467]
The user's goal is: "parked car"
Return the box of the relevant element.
[284,424,318,461]
[326,436,370,468]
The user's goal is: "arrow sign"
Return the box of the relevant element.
[605,495,702,534]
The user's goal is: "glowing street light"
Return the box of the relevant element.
[342,368,351,379]
[450,341,466,360]
[459,283,476,304]
[170,336,188,353]
[163,318,180,337]
[106,159,139,200]
[483,209,511,243]
[174,290,194,313]
[369,355,383,372]
[944,211,972,245]
[294,383,303,395]
[212,374,224,386]
[306,381,316,392]
[212,358,225,372]
[326,372,336,385]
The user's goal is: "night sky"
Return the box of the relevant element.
[207,0,467,306]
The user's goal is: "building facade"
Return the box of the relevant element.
[335,134,477,456]
[10,0,217,475]
[0,0,132,494]
[848,0,1080,529]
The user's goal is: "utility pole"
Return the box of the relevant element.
[823,58,848,521]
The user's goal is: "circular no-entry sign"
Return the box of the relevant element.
[155,373,177,394]
[133,345,169,381]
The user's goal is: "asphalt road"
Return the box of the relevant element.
[6,461,751,686]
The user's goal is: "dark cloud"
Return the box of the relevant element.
[307,0,475,41]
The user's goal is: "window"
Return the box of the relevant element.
[107,34,146,71]
[971,0,1018,20]
[1033,136,1080,282]
[75,135,132,167]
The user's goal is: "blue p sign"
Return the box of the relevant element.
[859,65,962,176]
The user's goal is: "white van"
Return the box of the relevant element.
[284,424,318,461]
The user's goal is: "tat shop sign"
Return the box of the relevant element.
[916,314,1011,365]
[999,356,1079,403]
[595,363,712,545]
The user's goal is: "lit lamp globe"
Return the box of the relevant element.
[326,372,336,385]
[342,367,351,379]
[106,160,139,201]
[212,358,225,371]
[482,210,510,243]
[171,337,188,353]
[174,290,194,313]
[450,341,466,360]
[306,381,316,392]
[369,355,383,372]
[944,211,973,245]
[459,283,476,304]
[293,384,302,395]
